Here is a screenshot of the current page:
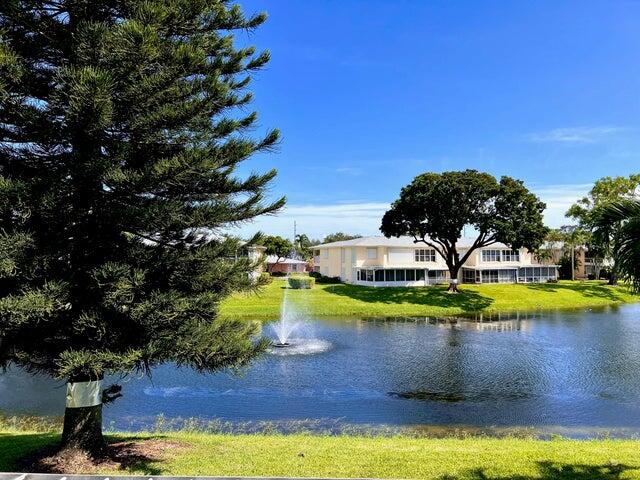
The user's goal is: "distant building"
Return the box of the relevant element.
[541,242,611,279]
[266,255,309,274]
[313,236,558,286]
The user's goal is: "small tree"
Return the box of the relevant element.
[381,170,548,292]
[0,1,283,454]
[294,233,319,261]
[262,235,294,272]
[558,226,589,281]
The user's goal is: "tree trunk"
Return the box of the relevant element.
[61,403,106,455]
[61,379,106,455]
[447,267,460,293]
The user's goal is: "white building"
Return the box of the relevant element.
[313,236,557,287]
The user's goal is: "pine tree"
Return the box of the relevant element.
[0,0,284,454]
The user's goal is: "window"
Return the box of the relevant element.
[502,250,520,262]
[482,249,501,262]
[366,269,374,282]
[498,269,516,283]
[385,269,395,281]
[406,269,416,281]
[416,269,425,281]
[482,269,499,283]
[415,249,436,262]
[395,269,405,281]
[366,248,377,259]
[375,269,384,282]
[463,269,476,283]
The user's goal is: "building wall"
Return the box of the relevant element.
[314,244,555,285]
[466,247,536,268]
[268,262,307,274]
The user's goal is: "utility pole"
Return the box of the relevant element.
[293,220,297,258]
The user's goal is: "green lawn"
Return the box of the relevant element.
[221,279,639,319]
[2,430,640,479]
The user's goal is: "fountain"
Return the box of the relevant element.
[268,275,331,356]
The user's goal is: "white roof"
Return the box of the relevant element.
[313,236,511,250]
[266,255,307,265]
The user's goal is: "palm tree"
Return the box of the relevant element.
[594,199,640,292]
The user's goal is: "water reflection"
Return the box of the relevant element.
[2,304,640,438]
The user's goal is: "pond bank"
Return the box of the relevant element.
[220,279,639,319]
[2,429,640,479]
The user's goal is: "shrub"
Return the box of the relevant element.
[270,271,287,277]
[288,277,315,289]
[309,271,322,279]
[316,275,342,284]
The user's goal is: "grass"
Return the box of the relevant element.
[2,429,640,479]
[221,279,639,319]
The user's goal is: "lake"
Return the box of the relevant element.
[2,304,640,437]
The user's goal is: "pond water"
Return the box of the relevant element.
[2,304,640,437]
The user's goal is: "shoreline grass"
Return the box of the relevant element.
[2,429,640,479]
[221,279,639,320]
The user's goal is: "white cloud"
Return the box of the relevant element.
[229,184,591,240]
[531,183,591,227]
[526,126,624,143]
[229,202,390,240]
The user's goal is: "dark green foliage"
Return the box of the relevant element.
[559,253,581,280]
[0,0,282,392]
[381,170,548,290]
[308,271,341,284]
[566,175,640,283]
[315,275,342,284]
[594,199,640,292]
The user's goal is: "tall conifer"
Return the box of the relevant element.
[0,0,283,453]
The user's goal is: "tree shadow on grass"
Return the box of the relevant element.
[323,284,494,313]
[3,432,185,476]
[525,281,633,301]
[439,461,638,480]
[0,432,59,471]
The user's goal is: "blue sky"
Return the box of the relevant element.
[231,0,640,240]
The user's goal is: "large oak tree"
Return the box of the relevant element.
[0,0,283,454]
[381,170,548,292]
